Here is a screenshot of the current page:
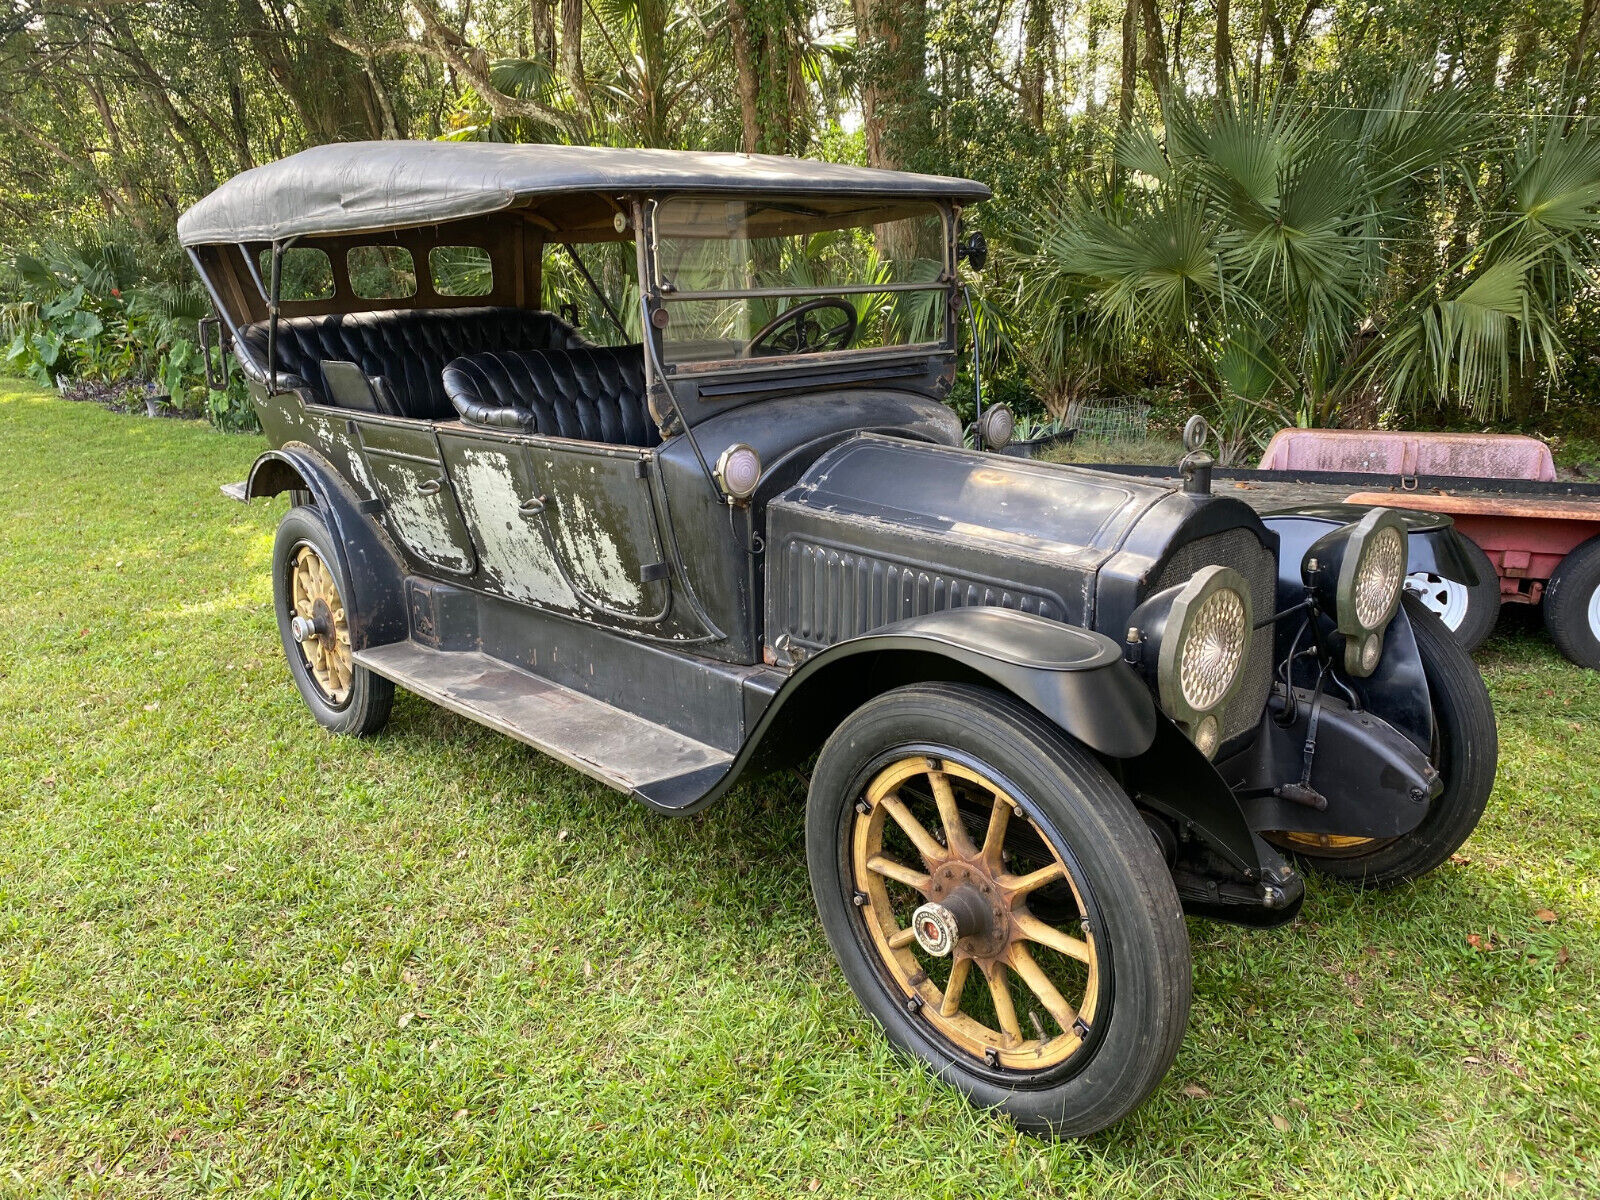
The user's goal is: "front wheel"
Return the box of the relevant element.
[1272,596,1497,887]
[805,683,1191,1138]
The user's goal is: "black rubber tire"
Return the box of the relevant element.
[1543,534,1600,671]
[272,505,394,736]
[1290,596,1497,888]
[1407,536,1500,652]
[805,683,1191,1138]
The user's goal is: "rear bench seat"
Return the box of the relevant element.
[441,346,658,447]
[235,307,590,419]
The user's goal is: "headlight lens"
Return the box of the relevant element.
[1130,564,1254,756]
[1304,508,1410,677]
[1178,585,1249,711]
[1354,524,1405,629]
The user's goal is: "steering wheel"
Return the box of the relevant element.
[744,297,859,357]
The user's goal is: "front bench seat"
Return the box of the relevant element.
[442,346,659,447]
[236,307,590,419]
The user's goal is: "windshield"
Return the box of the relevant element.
[650,196,950,366]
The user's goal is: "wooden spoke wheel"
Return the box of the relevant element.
[272,505,393,737]
[289,543,354,706]
[807,683,1191,1137]
[852,755,1100,1072]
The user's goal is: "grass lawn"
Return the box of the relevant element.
[0,378,1596,1199]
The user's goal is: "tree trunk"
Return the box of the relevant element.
[726,0,762,152]
[1568,0,1598,87]
[1118,0,1139,129]
[1084,3,1103,116]
[1021,0,1051,130]
[1215,0,1232,98]
[531,0,555,65]
[1139,0,1169,97]
[560,0,589,114]
[852,0,929,170]
[1278,1,1321,89]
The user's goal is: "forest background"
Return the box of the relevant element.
[4,0,1600,460]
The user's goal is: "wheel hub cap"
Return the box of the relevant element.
[911,902,960,956]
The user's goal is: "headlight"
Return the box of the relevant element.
[1129,564,1254,756]
[1303,509,1408,677]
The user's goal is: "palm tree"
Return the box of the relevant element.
[1011,74,1600,460]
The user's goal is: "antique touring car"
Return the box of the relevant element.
[182,142,1497,1137]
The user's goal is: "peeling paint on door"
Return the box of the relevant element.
[450,447,574,607]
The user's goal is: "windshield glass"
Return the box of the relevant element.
[651,196,949,365]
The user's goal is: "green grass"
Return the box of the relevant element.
[0,379,1596,1198]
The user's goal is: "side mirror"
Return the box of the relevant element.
[957,229,989,272]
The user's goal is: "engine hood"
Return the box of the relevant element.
[779,434,1174,567]
[764,434,1278,661]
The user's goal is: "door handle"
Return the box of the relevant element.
[518,494,549,516]
[415,477,443,497]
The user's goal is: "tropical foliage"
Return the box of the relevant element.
[2,0,1599,447]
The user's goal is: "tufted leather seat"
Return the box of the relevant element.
[236,307,589,419]
[442,347,659,447]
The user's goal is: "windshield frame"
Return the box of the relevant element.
[639,193,959,376]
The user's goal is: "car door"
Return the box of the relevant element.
[438,427,670,625]
[350,416,478,576]
[528,440,671,623]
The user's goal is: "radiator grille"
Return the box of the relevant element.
[777,540,1066,648]
[1151,528,1277,743]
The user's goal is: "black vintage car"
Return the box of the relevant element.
[182,142,1496,1137]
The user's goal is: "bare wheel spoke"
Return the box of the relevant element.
[887,926,918,950]
[927,766,977,857]
[1012,911,1092,964]
[1008,943,1077,1030]
[865,854,931,893]
[983,961,1022,1045]
[981,794,1011,871]
[941,956,971,1017]
[878,794,947,866]
[1002,862,1065,897]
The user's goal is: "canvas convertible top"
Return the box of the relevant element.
[176,141,992,247]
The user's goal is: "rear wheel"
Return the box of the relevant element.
[1274,596,1496,887]
[806,683,1190,1138]
[1404,536,1499,651]
[1543,535,1600,671]
[273,505,393,736]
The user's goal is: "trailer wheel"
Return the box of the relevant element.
[1404,536,1500,652]
[1275,596,1496,887]
[1543,535,1600,671]
[806,683,1190,1138]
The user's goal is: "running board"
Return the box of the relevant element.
[354,641,733,810]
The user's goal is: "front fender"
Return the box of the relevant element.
[1262,504,1481,592]
[243,445,407,650]
[792,607,1158,759]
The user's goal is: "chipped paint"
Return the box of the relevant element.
[361,454,474,573]
[549,488,646,607]
[450,447,573,607]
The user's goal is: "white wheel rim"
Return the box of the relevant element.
[1588,582,1600,640]
[1405,572,1470,631]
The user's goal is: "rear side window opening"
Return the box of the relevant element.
[348,245,417,299]
[429,246,493,297]
[261,247,334,301]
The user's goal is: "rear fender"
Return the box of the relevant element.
[244,445,407,650]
